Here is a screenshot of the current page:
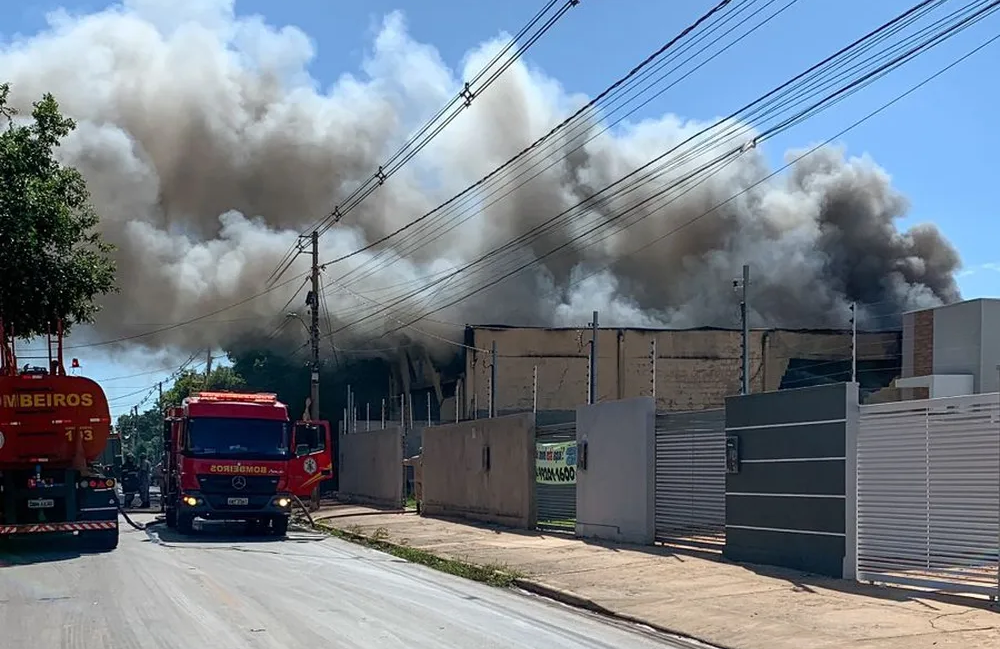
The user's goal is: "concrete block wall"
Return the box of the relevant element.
[337,427,404,508]
[575,397,656,544]
[421,413,536,528]
[462,327,899,416]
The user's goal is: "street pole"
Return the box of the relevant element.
[427,392,432,427]
[589,311,599,405]
[158,382,163,410]
[309,230,320,422]
[346,385,353,432]
[650,338,657,403]
[381,398,386,429]
[850,302,857,383]
[739,265,750,396]
[532,364,538,414]
[490,341,498,418]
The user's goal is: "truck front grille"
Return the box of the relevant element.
[196,474,279,495]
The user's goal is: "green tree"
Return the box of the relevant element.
[116,408,162,464]
[158,366,247,409]
[0,83,117,339]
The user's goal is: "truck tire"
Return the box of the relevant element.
[165,507,177,528]
[81,529,119,552]
[271,515,288,537]
[177,513,195,534]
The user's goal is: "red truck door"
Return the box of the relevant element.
[287,421,333,498]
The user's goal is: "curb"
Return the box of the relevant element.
[514,578,734,648]
[309,520,732,648]
[513,578,609,612]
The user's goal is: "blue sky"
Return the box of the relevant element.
[5,0,997,418]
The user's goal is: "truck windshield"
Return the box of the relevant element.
[185,417,290,460]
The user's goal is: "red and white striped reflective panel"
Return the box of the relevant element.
[0,520,117,534]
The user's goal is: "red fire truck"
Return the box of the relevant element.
[0,324,118,549]
[162,391,332,536]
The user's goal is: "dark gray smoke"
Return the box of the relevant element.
[0,0,961,360]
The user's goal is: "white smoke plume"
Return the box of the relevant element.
[0,0,961,361]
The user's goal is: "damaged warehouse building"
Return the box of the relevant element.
[369,325,903,429]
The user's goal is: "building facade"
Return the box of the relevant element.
[456,326,901,418]
[896,298,1000,397]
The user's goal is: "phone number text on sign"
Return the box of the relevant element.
[535,441,577,484]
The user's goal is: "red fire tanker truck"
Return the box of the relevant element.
[162,391,332,536]
[0,324,118,550]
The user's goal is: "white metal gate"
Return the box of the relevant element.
[654,409,726,549]
[857,393,1000,597]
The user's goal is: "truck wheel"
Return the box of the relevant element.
[271,515,288,537]
[165,507,177,528]
[81,529,119,552]
[177,513,195,534]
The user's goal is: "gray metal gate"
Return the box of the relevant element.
[654,408,726,549]
[535,420,576,531]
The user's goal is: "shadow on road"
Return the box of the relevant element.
[0,534,112,567]
[144,519,300,546]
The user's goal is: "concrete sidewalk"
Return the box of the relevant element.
[313,504,999,649]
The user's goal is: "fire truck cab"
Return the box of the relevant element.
[162,391,332,536]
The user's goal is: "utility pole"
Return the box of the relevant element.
[204,350,213,388]
[309,230,320,422]
[735,265,750,395]
[589,311,599,405]
[158,382,163,409]
[850,302,857,383]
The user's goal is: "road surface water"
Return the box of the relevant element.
[0,516,700,648]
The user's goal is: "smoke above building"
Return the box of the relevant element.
[0,0,962,361]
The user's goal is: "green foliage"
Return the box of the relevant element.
[158,366,247,409]
[0,82,117,339]
[317,523,522,588]
[114,365,247,462]
[228,349,311,420]
[116,407,162,464]
[228,347,394,423]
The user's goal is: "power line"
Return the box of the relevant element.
[56,0,760,351]
[326,1,998,345]
[313,0,757,289]
[316,0,939,330]
[263,0,579,289]
[56,0,986,353]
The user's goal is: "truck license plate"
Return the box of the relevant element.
[227,497,249,506]
[28,499,55,509]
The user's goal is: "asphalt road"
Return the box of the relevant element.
[0,516,696,648]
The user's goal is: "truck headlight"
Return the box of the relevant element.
[182,495,200,506]
[276,497,290,508]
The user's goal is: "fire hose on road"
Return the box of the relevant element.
[114,493,315,533]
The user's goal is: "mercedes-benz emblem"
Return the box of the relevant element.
[232,476,247,490]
